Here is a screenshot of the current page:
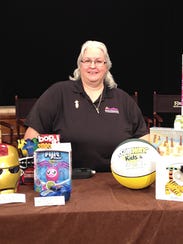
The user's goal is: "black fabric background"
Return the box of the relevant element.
[2,2,183,123]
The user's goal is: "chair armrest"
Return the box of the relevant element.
[0,121,14,130]
[153,113,163,122]
[143,116,153,132]
[143,116,153,124]
[0,121,14,144]
[17,119,27,128]
[153,113,163,127]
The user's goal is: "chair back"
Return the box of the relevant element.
[131,91,152,132]
[15,95,37,120]
[153,91,181,127]
[15,95,37,139]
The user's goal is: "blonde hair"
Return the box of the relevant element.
[69,40,117,88]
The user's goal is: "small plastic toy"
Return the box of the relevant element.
[40,184,71,201]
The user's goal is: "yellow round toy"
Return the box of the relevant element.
[111,139,160,189]
[0,143,21,194]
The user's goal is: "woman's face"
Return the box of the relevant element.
[80,47,108,87]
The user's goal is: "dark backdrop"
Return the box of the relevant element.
[2,2,183,118]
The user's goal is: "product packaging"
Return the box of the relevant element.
[34,142,72,202]
[150,127,183,201]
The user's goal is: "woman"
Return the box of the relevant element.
[24,40,149,172]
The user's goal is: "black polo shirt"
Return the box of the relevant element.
[25,80,147,172]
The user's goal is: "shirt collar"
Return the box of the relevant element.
[72,79,113,98]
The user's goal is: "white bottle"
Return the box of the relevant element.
[174,115,182,130]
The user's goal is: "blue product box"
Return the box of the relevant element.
[34,143,72,201]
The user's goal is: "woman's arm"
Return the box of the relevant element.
[140,133,150,142]
[24,127,40,140]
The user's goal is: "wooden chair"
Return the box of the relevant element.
[153,91,181,127]
[15,95,37,139]
[0,121,14,144]
[131,91,153,132]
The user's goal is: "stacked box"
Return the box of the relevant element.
[34,142,72,201]
[18,134,61,185]
[150,127,183,202]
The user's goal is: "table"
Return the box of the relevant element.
[1,172,183,244]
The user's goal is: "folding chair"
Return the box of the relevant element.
[15,95,37,139]
[131,91,153,132]
[0,121,14,144]
[153,91,181,127]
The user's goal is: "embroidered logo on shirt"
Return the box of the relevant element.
[105,107,119,114]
